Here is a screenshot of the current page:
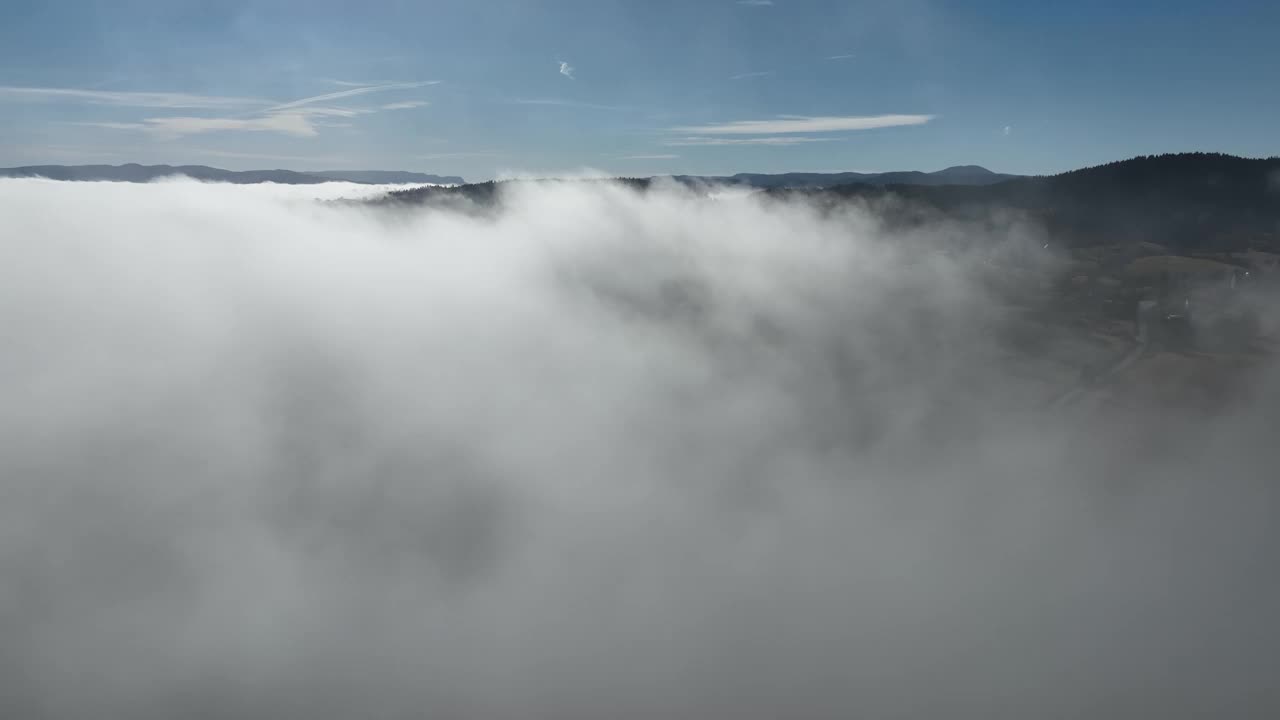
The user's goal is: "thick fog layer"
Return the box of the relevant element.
[2,178,1278,719]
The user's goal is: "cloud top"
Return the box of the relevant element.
[0,177,1277,718]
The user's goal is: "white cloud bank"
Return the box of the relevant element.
[1,177,1278,719]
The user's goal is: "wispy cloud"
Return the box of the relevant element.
[671,114,935,135]
[736,0,774,5]
[730,71,775,80]
[559,61,576,79]
[418,151,502,160]
[105,115,321,139]
[827,54,856,60]
[289,107,374,118]
[0,85,267,109]
[663,136,835,147]
[327,79,411,87]
[49,81,440,139]
[75,114,331,138]
[264,81,438,113]
[1003,125,1012,136]
[618,154,681,160]
[68,121,151,131]
[381,100,428,110]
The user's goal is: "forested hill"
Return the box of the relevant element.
[792,153,1280,251]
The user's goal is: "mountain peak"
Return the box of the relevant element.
[937,165,995,175]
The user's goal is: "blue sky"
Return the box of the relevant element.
[1,0,1276,181]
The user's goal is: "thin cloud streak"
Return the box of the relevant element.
[418,151,503,159]
[67,121,151,131]
[264,81,439,113]
[672,114,935,135]
[618,154,681,160]
[328,79,411,87]
[663,136,835,146]
[143,115,320,138]
[827,54,856,60]
[510,98,636,112]
[289,107,373,118]
[0,85,268,109]
[736,0,774,5]
[381,101,428,110]
[70,82,438,139]
[75,115,321,138]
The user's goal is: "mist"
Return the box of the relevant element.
[2,177,1278,719]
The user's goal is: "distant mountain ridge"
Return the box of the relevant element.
[0,163,464,185]
[673,165,1021,188]
[0,162,1013,189]
[375,164,1022,207]
[374,153,1280,254]
[312,170,465,185]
